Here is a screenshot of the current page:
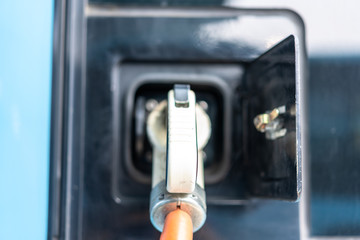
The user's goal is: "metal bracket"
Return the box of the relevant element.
[253,105,293,140]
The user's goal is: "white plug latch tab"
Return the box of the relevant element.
[166,84,198,193]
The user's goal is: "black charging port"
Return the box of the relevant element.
[131,83,224,181]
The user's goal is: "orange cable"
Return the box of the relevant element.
[160,208,193,240]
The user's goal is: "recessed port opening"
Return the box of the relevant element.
[124,76,230,186]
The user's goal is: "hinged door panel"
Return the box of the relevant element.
[244,35,301,200]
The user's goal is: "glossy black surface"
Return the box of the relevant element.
[245,36,299,200]
[49,3,306,239]
[49,0,360,238]
[83,201,299,239]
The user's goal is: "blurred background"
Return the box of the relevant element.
[1,0,360,239]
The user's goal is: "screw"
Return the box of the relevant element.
[145,99,158,112]
[198,101,208,111]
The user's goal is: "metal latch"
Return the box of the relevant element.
[253,105,295,140]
